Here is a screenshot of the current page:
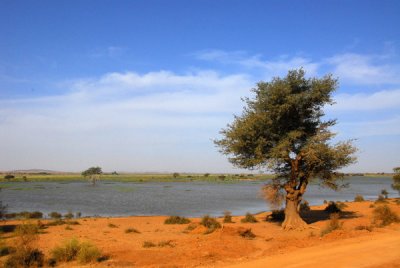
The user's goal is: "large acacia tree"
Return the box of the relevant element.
[82,166,102,186]
[215,69,357,230]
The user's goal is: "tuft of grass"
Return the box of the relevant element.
[164,216,190,224]
[125,227,140,234]
[157,240,175,248]
[241,212,258,223]
[142,241,156,248]
[183,223,197,233]
[223,211,233,223]
[372,205,399,227]
[321,213,342,236]
[238,228,256,239]
[354,194,365,202]
[354,225,373,232]
[200,215,221,234]
[108,223,118,228]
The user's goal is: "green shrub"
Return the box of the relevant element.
[238,228,256,239]
[200,215,221,234]
[241,212,258,223]
[223,211,233,223]
[321,213,342,236]
[372,205,399,227]
[354,195,365,202]
[164,216,190,224]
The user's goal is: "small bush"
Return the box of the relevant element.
[238,228,256,239]
[381,189,389,199]
[354,195,365,202]
[4,174,14,180]
[49,212,62,219]
[125,228,140,234]
[76,212,82,218]
[355,225,373,232]
[375,194,388,204]
[183,223,197,233]
[0,245,11,257]
[223,211,233,223]
[267,210,285,222]
[323,200,328,204]
[64,212,74,219]
[5,248,44,268]
[164,216,190,224]
[157,240,175,248]
[372,205,399,227]
[51,238,103,264]
[108,223,118,228]
[241,212,258,223]
[143,241,156,248]
[324,201,343,213]
[200,215,221,234]
[321,213,342,236]
[47,219,66,226]
[300,200,310,212]
[77,242,101,264]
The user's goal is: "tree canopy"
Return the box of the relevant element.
[82,166,102,185]
[215,69,357,230]
[392,167,400,194]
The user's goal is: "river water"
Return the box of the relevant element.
[0,176,397,217]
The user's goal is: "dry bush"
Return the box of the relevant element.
[241,212,258,223]
[125,227,140,234]
[51,238,104,264]
[324,201,346,213]
[261,183,284,208]
[238,228,256,239]
[372,205,399,227]
[201,215,221,234]
[142,241,156,248]
[354,195,365,202]
[223,211,233,223]
[164,216,190,224]
[321,213,342,236]
[354,225,373,232]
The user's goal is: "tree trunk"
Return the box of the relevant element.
[282,195,307,230]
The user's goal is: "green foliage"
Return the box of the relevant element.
[200,215,221,234]
[392,167,400,194]
[82,166,102,185]
[354,194,365,202]
[241,212,258,223]
[372,205,399,227]
[223,211,233,223]
[164,216,190,224]
[215,69,357,222]
[321,213,342,236]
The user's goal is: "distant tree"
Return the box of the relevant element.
[392,167,400,194]
[172,172,180,178]
[82,166,102,186]
[204,173,210,177]
[4,174,14,180]
[381,189,389,199]
[215,69,357,230]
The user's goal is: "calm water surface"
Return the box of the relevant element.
[0,176,397,217]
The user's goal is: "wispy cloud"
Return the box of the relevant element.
[89,46,127,58]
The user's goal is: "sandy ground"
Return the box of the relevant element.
[1,199,400,267]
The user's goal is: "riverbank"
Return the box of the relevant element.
[1,198,399,267]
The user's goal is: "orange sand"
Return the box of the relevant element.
[1,199,400,267]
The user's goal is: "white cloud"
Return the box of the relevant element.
[326,53,400,85]
[330,89,400,111]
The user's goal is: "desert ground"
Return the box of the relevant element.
[1,199,400,267]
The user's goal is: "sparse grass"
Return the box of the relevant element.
[125,227,140,234]
[157,240,175,248]
[372,205,399,227]
[142,241,156,248]
[238,228,256,239]
[65,225,73,230]
[108,223,118,228]
[354,194,365,202]
[164,216,190,224]
[223,211,233,223]
[241,212,258,223]
[51,238,104,264]
[200,215,221,234]
[321,213,342,236]
[4,248,44,268]
[355,225,373,232]
[183,223,197,233]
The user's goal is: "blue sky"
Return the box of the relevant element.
[1,0,399,173]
